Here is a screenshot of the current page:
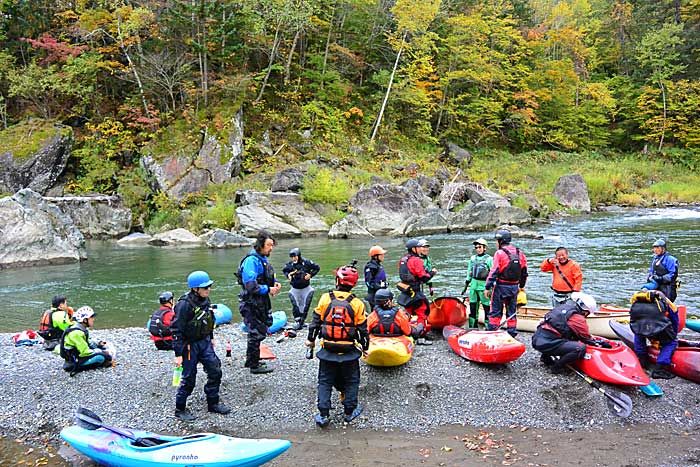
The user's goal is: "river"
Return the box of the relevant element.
[1,207,699,333]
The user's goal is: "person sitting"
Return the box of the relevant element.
[532,292,609,374]
[148,291,175,350]
[630,289,679,379]
[38,295,73,351]
[60,306,113,376]
[306,262,369,428]
[367,289,414,338]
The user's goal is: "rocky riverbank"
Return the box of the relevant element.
[2,324,700,465]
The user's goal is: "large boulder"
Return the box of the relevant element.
[348,184,431,235]
[397,208,451,236]
[450,201,531,232]
[235,191,329,237]
[271,167,305,192]
[117,232,152,245]
[0,121,73,195]
[440,141,472,167]
[141,110,244,200]
[328,214,372,238]
[553,174,591,212]
[0,189,85,269]
[44,194,131,239]
[202,229,252,248]
[148,228,203,247]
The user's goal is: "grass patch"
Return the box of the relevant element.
[645,181,700,203]
[0,119,69,162]
[301,167,352,205]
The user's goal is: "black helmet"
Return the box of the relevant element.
[652,239,666,248]
[494,229,512,244]
[289,247,301,257]
[405,239,419,251]
[375,289,394,304]
[159,291,174,304]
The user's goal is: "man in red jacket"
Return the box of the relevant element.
[485,230,528,337]
[397,239,436,345]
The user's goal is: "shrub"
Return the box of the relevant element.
[301,167,352,206]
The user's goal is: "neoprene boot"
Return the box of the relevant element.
[344,406,363,423]
[208,403,232,414]
[250,365,273,374]
[314,413,330,428]
[174,408,197,422]
[651,365,676,379]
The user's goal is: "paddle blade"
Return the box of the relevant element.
[639,382,664,398]
[604,390,633,418]
[74,407,103,430]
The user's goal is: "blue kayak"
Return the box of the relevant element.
[60,425,291,467]
[212,303,233,325]
[687,319,700,333]
[241,310,287,334]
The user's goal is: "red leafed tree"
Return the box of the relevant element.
[21,33,88,64]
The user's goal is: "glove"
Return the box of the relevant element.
[429,286,435,296]
[595,340,612,349]
[265,311,273,327]
[651,274,662,282]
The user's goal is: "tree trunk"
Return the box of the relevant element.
[674,0,681,24]
[284,30,300,85]
[370,32,406,143]
[658,78,667,151]
[320,10,336,91]
[434,62,455,136]
[255,19,283,104]
[117,13,150,116]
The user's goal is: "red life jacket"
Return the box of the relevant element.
[321,291,357,353]
[370,306,403,337]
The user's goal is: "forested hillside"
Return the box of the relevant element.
[1,0,699,227]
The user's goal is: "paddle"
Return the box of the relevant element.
[566,365,633,418]
[74,407,162,447]
[639,380,664,397]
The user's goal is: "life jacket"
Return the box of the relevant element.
[149,306,174,339]
[237,253,276,293]
[498,247,522,283]
[60,323,89,362]
[398,253,423,293]
[629,291,675,340]
[370,306,403,337]
[542,301,584,340]
[364,259,386,292]
[321,291,357,353]
[653,253,678,284]
[470,254,490,281]
[38,308,59,340]
[178,295,215,341]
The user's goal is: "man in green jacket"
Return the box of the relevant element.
[464,238,493,328]
[60,306,113,376]
[39,295,73,351]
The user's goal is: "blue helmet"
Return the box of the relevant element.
[187,270,213,288]
[653,239,666,248]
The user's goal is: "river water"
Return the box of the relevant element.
[1,207,699,333]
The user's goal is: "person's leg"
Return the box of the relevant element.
[413,299,431,334]
[551,341,586,371]
[651,338,678,379]
[487,286,504,331]
[468,302,479,329]
[301,287,315,324]
[316,360,334,425]
[341,359,361,414]
[198,340,227,412]
[176,344,198,415]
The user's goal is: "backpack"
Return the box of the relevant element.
[321,291,357,353]
[38,309,55,339]
[499,247,522,282]
[149,308,173,338]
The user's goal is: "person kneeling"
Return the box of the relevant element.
[306,262,369,428]
[367,289,415,339]
[60,307,113,376]
[532,292,608,374]
[630,289,679,379]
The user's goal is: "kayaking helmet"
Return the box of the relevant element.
[653,239,666,248]
[416,238,430,247]
[374,288,394,305]
[74,306,95,322]
[405,239,420,251]
[187,270,213,289]
[159,291,174,305]
[289,247,301,257]
[473,238,488,248]
[335,264,359,287]
[369,245,387,258]
[494,229,512,244]
[570,292,597,315]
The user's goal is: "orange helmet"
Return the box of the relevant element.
[368,245,387,257]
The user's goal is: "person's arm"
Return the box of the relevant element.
[465,257,474,282]
[572,262,583,291]
[396,310,412,336]
[519,251,528,288]
[170,300,190,357]
[282,261,293,276]
[568,314,593,342]
[407,256,432,282]
[56,312,72,331]
[656,256,678,283]
[484,251,503,290]
[366,312,378,333]
[65,330,93,358]
[354,301,369,350]
[307,260,320,277]
[540,258,554,273]
[242,256,269,295]
[307,294,328,343]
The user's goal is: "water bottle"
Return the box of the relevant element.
[172,366,183,386]
[305,345,314,360]
[225,341,232,358]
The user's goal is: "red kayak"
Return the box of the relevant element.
[443,325,525,364]
[571,336,650,386]
[600,304,687,331]
[429,297,468,329]
[609,320,700,383]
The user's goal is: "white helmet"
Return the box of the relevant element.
[570,292,597,313]
[74,306,95,322]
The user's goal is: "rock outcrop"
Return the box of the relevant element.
[234,191,328,238]
[0,189,85,269]
[148,228,203,247]
[202,229,252,248]
[347,184,429,235]
[553,174,591,213]
[44,194,131,239]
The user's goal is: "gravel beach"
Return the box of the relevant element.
[2,324,700,466]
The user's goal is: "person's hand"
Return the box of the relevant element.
[549,258,555,264]
[431,268,438,275]
[651,274,662,282]
[484,289,491,299]
[379,281,386,288]
[305,340,314,347]
[270,283,282,296]
[174,356,183,367]
[594,340,612,349]
[98,340,107,348]
[304,273,311,281]
[288,273,294,281]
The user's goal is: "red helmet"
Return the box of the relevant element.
[335,265,359,287]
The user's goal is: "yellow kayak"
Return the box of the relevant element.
[362,335,414,367]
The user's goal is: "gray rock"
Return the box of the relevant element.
[398,208,451,236]
[399,178,432,206]
[0,188,85,269]
[43,194,132,239]
[271,167,305,192]
[148,228,203,246]
[349,184,429,235]
[440,141,472,167]
[0,123,72,195]
[438,182,471,211]
[463,182,510,207]
[450,201,531,232]
[328,214,373,238]
[141,111,243,200]
[204,229,252,248]
[414,174,442,199]
[553,174,591,212]
[117,232,152,245]
[236,205,302,237]
[435,166,451,183]
[234,191,328,237]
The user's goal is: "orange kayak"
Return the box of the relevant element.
[429,297,468,329]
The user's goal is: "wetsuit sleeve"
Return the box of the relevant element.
[282,261,294,276]
[407,256,432,282]
[163,307,175,327]
[540,258,554,273]
[307,260,320,277]
[571,262,583,291]
[366,312,378,333]
[465,257,474,282]
[56,312,72,332]
[568,314,593,342]
[242,256,269,295]
[170,299,192,357]
[65,330,93,358]
[396,310,412,336]
[659,255,678,283]
[353,299,369,350]
[519,266,528,289]
[308,293,329,341]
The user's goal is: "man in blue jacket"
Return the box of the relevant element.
[647,239,679,302]
[237,230,281,374]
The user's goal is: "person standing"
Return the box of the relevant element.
[540,247,583,307]
[630,289,679,379]
[306,262,369,428]
[464,238,492,329]
[282,248,320,330]
[237,230,281,374]
[171,270,230,421]
[484,230,528,337]
[148,292,175,350]
[417,239,435,297]
[397,239,436,344]
[38,295,73,351]
[646,239,679,302]
[364,245,388,308]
